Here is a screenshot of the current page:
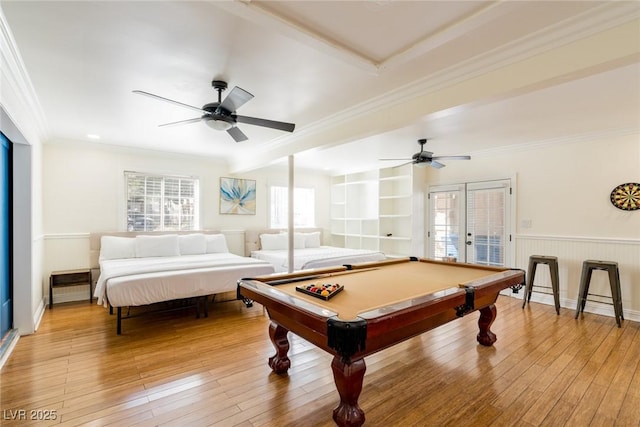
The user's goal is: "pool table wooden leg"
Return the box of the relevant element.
[477,304,497,346]
[268,322,291,374]
[331,356,366,427]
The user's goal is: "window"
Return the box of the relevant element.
[269,186,315,228]
[125,172,199,231]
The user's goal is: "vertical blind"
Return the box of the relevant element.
[466,182,508,266]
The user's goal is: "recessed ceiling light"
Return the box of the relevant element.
[87,134,100,140]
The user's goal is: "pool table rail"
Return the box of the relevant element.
[238,266,523,361]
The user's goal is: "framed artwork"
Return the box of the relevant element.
[220,177,256,215]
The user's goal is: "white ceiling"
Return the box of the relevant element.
[2,1,639,175]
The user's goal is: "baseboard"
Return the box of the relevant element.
[508,291,639,323]
[33,297,45,332]
[0,329,19,370]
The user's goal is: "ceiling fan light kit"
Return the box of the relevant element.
[205,117,233,131]
[133,79,295,142]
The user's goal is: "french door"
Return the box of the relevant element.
[428,179,512,266]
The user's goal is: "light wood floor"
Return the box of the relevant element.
[1,295,639,426]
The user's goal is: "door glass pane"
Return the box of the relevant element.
[467,186,506,266]
[430,190,462,260]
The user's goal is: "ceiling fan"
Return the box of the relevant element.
[133,80,295,142]
[380,138,471,169]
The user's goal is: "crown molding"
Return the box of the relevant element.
[0,7,49,144]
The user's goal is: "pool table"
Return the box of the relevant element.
[237,257,524,427]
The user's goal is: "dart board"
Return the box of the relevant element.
[610,182,640,211]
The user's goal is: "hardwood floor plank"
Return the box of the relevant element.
[1,296,637,427]
[540,399,576,427]
[566,382,608,425]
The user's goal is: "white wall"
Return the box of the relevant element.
[1,8,45,336]
[424,133,640,320]
[41,142,331,303]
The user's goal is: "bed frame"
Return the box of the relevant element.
[89,230,224,282]
[90,230,238,334]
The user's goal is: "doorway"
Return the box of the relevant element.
[0,132,12,339]
[428,179,512,266]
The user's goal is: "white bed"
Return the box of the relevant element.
[95,252,274,307]
[251,246,387,272]
[246,229,386,273]
[91,232,274,334]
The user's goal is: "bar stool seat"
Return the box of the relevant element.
[575,260,623,327]
[522,255,560,314]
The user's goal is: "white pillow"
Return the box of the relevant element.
[179,233,207,255]
[135,234,180,258]
[292,233,307,249]
[99,236,136,260]
[260,233,288,250]
[302,231,321,248]
[206,234,229,253]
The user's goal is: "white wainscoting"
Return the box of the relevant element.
[514,235,640,323]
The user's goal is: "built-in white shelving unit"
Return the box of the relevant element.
[330,171,379,250]
[330,164,424,257]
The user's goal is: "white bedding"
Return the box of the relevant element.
[250,246,386,273]
[95,253,274,307]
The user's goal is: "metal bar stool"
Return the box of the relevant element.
[574,260,623,327]
[522,255,560,314]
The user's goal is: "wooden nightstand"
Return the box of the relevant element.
[49,269,92,309]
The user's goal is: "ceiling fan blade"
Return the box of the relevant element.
[227,126,248,142]
[132,90,205,114]
[235,115,295,132]
[394,160,415,168]
[219,86,254,112]
[430,161,446,169]
[158,117,202,127]
[432,155,471,161]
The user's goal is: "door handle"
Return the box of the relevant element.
[466,241,472,245]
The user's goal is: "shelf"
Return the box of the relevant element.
[379,194,412,200]
[342,233,380,239]
[344,179,377,186]
[330,164,422,258]
[344,217,378,221]
[50,268,92,309]
[379,175,410,182]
